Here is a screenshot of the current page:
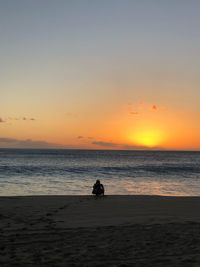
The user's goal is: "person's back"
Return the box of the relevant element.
[92,179,104,196]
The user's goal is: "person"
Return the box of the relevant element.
[92,179,104,196]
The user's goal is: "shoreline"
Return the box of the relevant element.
[1,195,200,227]
[1,194,200,201]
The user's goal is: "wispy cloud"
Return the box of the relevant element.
[77,136,94,140]
[92,141,119,148]
[0,118,5,123]
[128,102,159,115]
[92,140,160,150]
[121,144,151,150]
[129,111,139,115]
[22,117,36,121]
[128,102,140,115]
[0,137,63,149]
[8,117,36,121]
[8,117,19,121]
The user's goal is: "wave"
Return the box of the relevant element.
[0,164,200,178]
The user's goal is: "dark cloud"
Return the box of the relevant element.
[92,140,160,150]
[152,105,158,110]
[0,118,5,123]
[8,117,36,121]
[121,144,151,150]
[0,137,63,149]
[92,141,119,148]
[0,138,16,143]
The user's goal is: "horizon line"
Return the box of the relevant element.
[0,147,199,152]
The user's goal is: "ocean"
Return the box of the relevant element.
[0,149,200,196]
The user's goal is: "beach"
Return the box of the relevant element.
[1,195,200,266]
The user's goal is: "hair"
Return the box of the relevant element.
[96,179,100,183]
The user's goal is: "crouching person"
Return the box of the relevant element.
[92,180,104,196]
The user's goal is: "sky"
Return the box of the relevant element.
[0,0,200,150]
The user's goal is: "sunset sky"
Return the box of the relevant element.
[1,1,200,150]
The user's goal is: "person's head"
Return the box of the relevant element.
[96,179,100,184]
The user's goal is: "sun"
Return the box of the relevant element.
[130,129,164,148]
[135,131,160,147]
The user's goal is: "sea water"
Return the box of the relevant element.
[0,149,200,196]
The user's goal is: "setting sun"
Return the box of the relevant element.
[0,1,200,151]
[130,129,165,148]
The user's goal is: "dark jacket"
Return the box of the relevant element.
[92,182,104,195]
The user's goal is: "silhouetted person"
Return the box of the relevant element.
[92,179,104,196]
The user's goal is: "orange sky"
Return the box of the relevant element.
[1,100,199,150]
[0,1,200,150]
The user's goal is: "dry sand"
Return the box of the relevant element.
[1,195,200,266]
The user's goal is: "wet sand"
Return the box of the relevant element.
[1,195,200,266]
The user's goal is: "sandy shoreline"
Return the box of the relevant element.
[1,195,200,266]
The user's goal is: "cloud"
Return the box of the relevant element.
[0,118,5,123]
[152,105,158,111]
[8,117,19,121]
[127,102,160,114]
[121,144,151,150]
[92,140,160,150]
[0,138,16,143]
[127,103,140,115]
[77,136,84,139]
[92,141,119,148]
[7,117,36,121]
[22,117,36,121]
[0,137,63,149]
[129,111,139,115]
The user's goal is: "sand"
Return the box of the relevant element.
[1,195,200,266]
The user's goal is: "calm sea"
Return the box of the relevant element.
[0,149,200,196]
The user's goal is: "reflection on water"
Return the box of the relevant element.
[119,180,192,196]
[103,178,200,196]
[0,149,200,196]
[1,176,199,196]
